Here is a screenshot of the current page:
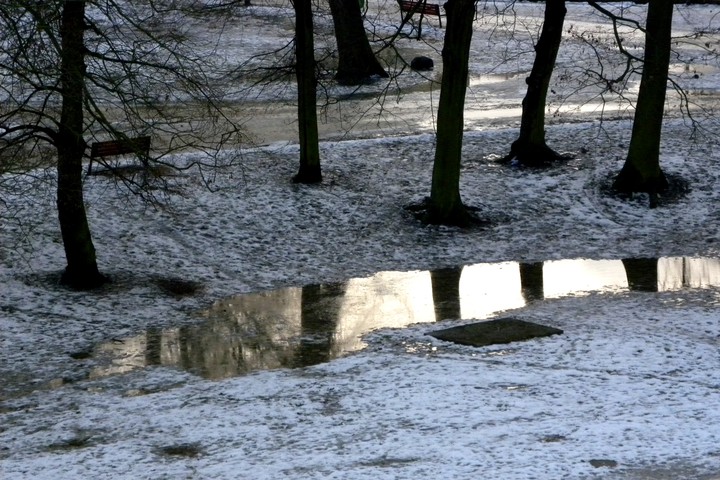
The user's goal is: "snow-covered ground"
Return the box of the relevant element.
[3,2,720,479]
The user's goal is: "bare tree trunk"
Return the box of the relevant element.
[504,0,567,167]
[430,267,462,322]
[519,262,544,302]
[293,282,346,367]
[425,0,476,226]
[328,0,388,85]
[613,0,672,200]
[57,0,106,289]
[622,258,659,292]
[293,0,322,183]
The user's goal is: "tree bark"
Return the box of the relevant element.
[293,0,322,183]
[57,0,106,289]
[293,282,346,367]
[328,0,388,85]
[425,0,476,226]
[504,0,567,167]
[519,262,545,302]
[430,267,463,322]
[613,0,672,198]
[622,258,659,292]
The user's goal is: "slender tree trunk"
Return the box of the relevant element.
[519,262,544,302]
[293,0,322,183]
[613,0,672,199]
[504,0,567,166]
[328,0,388,85]
[57,0,106,289]
[430,267,462,322]
[145,328,163,366]
[425,0,476,226]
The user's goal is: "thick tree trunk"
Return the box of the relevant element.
[293,0,322,183]
[57,0,106,289]
[613,0,672,198]
[426,0,476,226]
[505,0,567,167]
[293,282,346,367]
[328,0,388,85]
[622,258,659,292]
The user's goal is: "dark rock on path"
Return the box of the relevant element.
[410,56,434,71]
[428,317,563,347]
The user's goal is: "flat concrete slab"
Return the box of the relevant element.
[428,317,563,347]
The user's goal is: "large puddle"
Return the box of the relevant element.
[89,256,720,380]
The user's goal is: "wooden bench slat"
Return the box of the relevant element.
[87,136,151,175]
[398,0,443,35]
[90,136,151,159]
[399,0,441,16]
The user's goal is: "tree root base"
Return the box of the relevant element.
[293,167,322,184]
[406,199,488,228]
[499,140,572,168]
[334,69,389,87]
[60,267,110,291]
[612,166,669,209]
[603,169,690,210]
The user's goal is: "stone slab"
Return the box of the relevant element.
[428,317,563,347]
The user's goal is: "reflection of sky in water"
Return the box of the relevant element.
[460,262,524,318]
[544,259,627,298]
[90,256,720,381]
[660,257,720,290]
[336,270,435,352]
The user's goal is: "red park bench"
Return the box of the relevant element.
[86,136,151,175]
[398,0,443,38]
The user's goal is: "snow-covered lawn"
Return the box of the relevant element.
[3,119,720,479]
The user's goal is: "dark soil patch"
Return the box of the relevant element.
[589,459,619,468]
[599,171,690,208]
[496,142,574,169]
[404,198,491,229]
[22,270,113,292]
[47,434,94,451]
[155,443,204,458]
[69,350,93,360]
[88,163,177,178]
[153,276,204,297]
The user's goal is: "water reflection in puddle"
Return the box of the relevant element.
[91,256,720,380]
